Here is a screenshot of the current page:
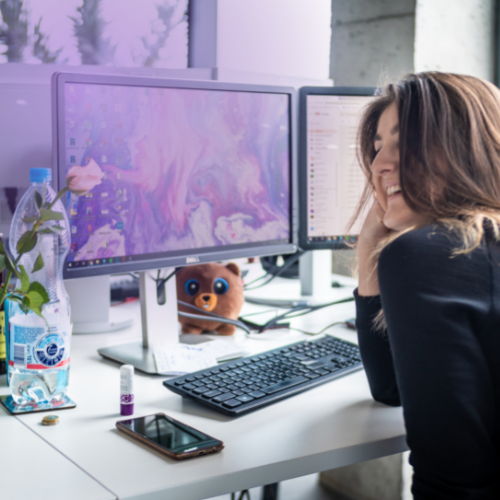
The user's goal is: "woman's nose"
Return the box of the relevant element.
[371,146,399,176]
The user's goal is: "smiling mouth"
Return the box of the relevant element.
[387,185,401,198]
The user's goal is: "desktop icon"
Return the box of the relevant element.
[100,104,107,111]
[71,226,77,234]
[69,138,75,146]
[85,103,92,111]
[86,138,92,146]
[71,243,78,252]
[70,208,77,216]
[70,156,76,164]
[116,222,123,230]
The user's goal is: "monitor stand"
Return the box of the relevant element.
[97,268,182,374]
[244,250,355,308]
[65,275,133,334]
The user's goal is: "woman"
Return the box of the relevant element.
[355,72,500,499]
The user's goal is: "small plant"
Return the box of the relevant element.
[0,160,104,320]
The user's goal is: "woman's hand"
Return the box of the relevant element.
[357,201,391,296]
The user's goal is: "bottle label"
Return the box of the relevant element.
[9,317,71,370]
[0,311,6,361]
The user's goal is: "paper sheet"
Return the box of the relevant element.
[153,340,250,375]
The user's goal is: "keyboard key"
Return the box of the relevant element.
[174,380,185,386]
[213,392,236,403]
[202,390,222,399]
[236,395,254,403]
[233,390,245,396]
[183,383,196,390]
[185,376,196,382]
[262,376,309,395]
[249,391,266,398]
[223,399,242,408]
[193,387,210,394]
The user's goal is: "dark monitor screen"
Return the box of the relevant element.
[298,87,375,250]
[53,73,298,278]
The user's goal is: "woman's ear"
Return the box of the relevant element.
[225,262,241,277]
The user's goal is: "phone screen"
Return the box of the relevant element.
[118,414,213,452]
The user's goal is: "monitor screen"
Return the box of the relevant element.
[53,74,297,278]
[298,87,375,250]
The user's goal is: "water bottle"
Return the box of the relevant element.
[8,168,72,405]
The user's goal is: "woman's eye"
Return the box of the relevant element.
[185,279,200,296]
[213,278,229,295]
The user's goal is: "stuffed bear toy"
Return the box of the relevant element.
[176,262,244,335]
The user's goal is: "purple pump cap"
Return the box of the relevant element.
[121,401,134,416]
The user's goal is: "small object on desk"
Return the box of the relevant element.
[154,345,218,376]
[176,263,245,335]
[0,394,76,415]
[120,364,134,416]
[154,340,249,376]
[345,317,357,330]
[41,415,59,426]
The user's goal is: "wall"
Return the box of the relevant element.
[189,0,333,86]
[330,0,416,86]
[414,0,496,81]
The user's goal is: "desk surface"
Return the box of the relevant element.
[1,274,407,500]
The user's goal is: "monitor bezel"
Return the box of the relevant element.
[52,72,298,279]
[298,86,376,251]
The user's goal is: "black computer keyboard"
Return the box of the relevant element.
[163,335,363,416]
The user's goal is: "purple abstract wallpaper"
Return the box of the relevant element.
[64,82,291,264]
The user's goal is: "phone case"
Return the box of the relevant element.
[116,413,224,460]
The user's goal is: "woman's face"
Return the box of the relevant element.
[371,102,428,231]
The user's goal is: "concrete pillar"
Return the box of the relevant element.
[330,0,416,86]
[414,0,496,82]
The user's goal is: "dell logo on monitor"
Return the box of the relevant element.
[186,256,200,264]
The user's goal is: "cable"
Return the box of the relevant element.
[177,300,252,335]
[260,296,355,332]
[177,312,251,335]
[243,250,305,291]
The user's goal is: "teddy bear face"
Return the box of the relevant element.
[185,275,230,312]
[176,262,245,335]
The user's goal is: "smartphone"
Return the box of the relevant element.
[116,413,224,460]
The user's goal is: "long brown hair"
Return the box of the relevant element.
[355,72,500,252]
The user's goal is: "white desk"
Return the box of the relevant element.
[0,404,115,500]
[1,275,407,500]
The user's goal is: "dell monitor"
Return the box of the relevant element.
[52,72,298,371]
[299,86,376,251]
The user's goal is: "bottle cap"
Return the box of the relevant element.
[42,415,59,426]
[30,168,52,184]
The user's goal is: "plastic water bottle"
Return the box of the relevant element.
[8,168,72,405]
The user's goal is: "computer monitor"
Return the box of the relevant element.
[298,87,376,251]
[53,73,297,277]
[52,72,298,371]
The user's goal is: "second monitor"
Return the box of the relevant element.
[299,86,376,251]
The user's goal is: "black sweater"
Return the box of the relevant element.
[355,225,500,499]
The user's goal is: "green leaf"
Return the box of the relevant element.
[16,230,38,254]
[0,238,5,254]
[26,290,44,310]
[34,191,43,211]
[22,216,40,224]
[18,265,29,293]
[36,228,55,235]
[32,252,44,273]
[8,294,30,314]
[28,281,50,304]
[40,209,64,221]
[0,254,5,273]
[4,254,19,278]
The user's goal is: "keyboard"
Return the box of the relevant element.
[163,335,363,416]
